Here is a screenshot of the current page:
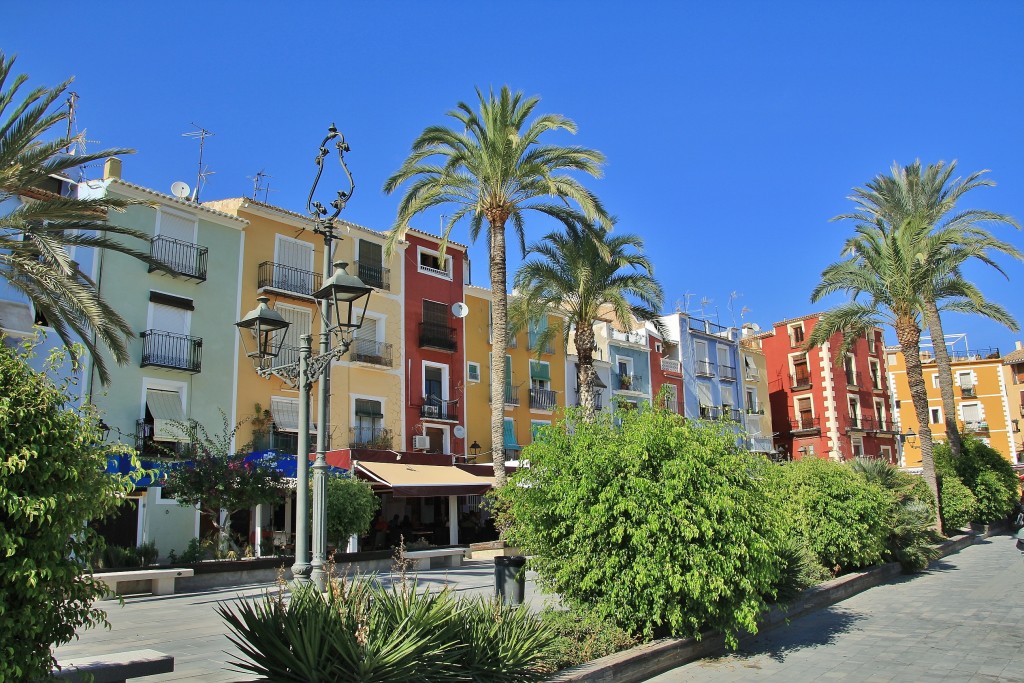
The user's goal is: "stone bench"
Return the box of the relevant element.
[53,648,173,682]
[94,568,194,597]
[403,548,466,570]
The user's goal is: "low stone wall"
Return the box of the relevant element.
[550,533,977,683]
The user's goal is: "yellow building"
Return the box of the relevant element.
[463,286,567,463]
[204,198,404,457]
[1001,341,1024,464]
[739,326,776,456]
[887,341,1016,466]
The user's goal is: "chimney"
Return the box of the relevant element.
[103,157,122,180]
[1016,341,1022,351]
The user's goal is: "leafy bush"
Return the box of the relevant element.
[219,579,557,681]
[137,541,158,566]
[100,544,139,569]
[939,475,976,533]
[773,457,890,573]
[496,406,787,646]
[316,473,379,549]
[0,343,137,680]
[972,470,1015,524]
[539,608,638,671]
[771,535,829,603]
[936,437,1018,524]
[178,537,205,564]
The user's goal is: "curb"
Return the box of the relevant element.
[549,533,979,682]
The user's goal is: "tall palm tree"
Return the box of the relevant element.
[0,52,161,384]
[383,86,610,486]
[511,221,664,418]
[807,224,943,526]
[834,160,1021,458]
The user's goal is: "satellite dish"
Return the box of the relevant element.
[170,181,190,199]
[454,425,466,439]
[452,302,469,318]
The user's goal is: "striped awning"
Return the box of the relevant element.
[146,389,188,442]
[356,461,494,497]
[270,397,317,434]
[503,419,520,450]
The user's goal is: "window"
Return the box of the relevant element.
[273,235,315,294]
[661,384,678,412]
[745,388,757,413]
[275,303,312,367]
[961,403,982,425]
[655,342,662,353]
[868,331,877,353]
[844,355,857,386]
[697,381,713,417]
[874,398,886,429]
[157,209,197,244]
[357,239,386,289]
[695,340,712,375]
[530,360,551,391]
[353,398,384,445]
[930,407,942,424]
[869,359,882,389]
[880,446,892,462]
[743,354,758,380]
[717,345,732,379]
[467,362,481,382]
[417,246,452,279]
[931,374,940,389]
[789,323,805,346]
[848,397,860,426]
[796,396,813,429]
[957,371,975,396]
[887,353,897,366]
[423,363,447,401]
[791,354,810,386]
[530,420,551,441]
[851,437,864,458]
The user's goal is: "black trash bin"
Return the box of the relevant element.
[494,555,527,605]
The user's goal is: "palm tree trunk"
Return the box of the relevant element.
[894,316,942,529]
[923,301,963,458]
[489,218,509,487]
[574,323,598,420]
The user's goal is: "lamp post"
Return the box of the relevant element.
[236,126,372,590]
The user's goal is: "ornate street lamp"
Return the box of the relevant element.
[236,125,371,590]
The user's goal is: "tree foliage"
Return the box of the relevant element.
[317,474,379,549]
[496,405,786,645]
[0,52,167,384]
[0,341,137,680]
[935,437,1018,524]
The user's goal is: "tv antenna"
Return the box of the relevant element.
[699,296,712,318]
[248,169,273,202]
[182,123,215,202]
[727,291,742,326]
[64,92,79,152]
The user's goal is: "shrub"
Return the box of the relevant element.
[539,608,638,671]
[939,475,977,533]
[771,536,829,603]
[496,406,788,646]
[316,473,379,549]
[179,537,205,564]
[219,579,557,681]
[0,343,137,680]
[773,457,890,573]
[936,437,1018,523]
[972,470,1015,524]
[137,541,158,566]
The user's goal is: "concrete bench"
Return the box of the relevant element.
[404,548,466,570]
[53,648,173,682]
[94,568,194,597]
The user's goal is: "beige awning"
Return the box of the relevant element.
[355,461,495,497]
[146,389,187,442]
[270,396,317,433]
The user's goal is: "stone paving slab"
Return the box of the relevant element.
[647,536,1024,682]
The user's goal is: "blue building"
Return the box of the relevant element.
[660,313,743,424]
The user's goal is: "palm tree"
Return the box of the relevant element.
[807,224,943,526]
[383,86,610,486]
[0,52,161,384]
[511,221,664,418]
[834,161,1021,458]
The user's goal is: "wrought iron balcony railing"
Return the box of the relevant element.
[790,415,821,432]
[351,340,393,367]
[420,397,459,421]
[135,420,197,458]
[964,420,989,433]
[354,261,391,291]
[576,392,604,411]
[500,383,520,406]
[419,321,457,351]
[529,388,557,411]
[616,372,641,391]
[845,370,862,387]
[257,261,322,297]
[140,330,202,373]
[719,364,737,381]
[696,359,715,377]
[960,385,977,398]
[150,235,208,281]
[349,427,394,450]
[699,404,722,420]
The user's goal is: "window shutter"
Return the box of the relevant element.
[358,240,382,267]
[159,212,194,242]
[150,302,189,335]
[354,399,383,418]
[530,360,550,382]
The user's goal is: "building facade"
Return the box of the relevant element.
[761,314,898,462]
[1002,342,1024,464]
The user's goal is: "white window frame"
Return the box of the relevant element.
[931,373,940,389]
[467,361,481,383]
[419,422,451,455]
[530,359,551,391]
[869,359,882,389]
[416,246,452,280]
[694,339,709,363]
[848,396,860,422]
[880,445,892,461]
[930,406,942,424]
[957,370,975,388]
[851,436,864,458]
[874,398,887,426]
[139,377,188,423]
[959,401,983,425]
[788,323,805,346]
[351,392,387,441]
[147,294,193,335]
[615,355,634,377]
[155,207,198,244]
[794,394,815,420]
[422,361,450,401]
[274,234,315,271]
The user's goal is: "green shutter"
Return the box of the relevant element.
[503,418,520,449]
[354,399,383,417]
[530,360,550,382]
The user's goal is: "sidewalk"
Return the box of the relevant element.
[647,535,1024,682]
[53,559,551,682]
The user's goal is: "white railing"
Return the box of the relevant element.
[418,263,451,280]
[660,358,681,373]
[610,328,648,346]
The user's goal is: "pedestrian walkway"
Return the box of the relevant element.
[52,560,551,682]
[648,535,1024,682]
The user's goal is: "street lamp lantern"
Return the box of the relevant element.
[236,296,290,363]
[313,261,373,332]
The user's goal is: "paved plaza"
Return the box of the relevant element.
[650,535,1024,682]
[54,538,1024,682]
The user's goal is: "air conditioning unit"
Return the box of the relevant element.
[422,405,440,418]
[412,435,431,450]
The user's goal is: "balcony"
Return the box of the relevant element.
[576,391,604,411]
[719,364,737,382]
[354,261,391,291]
[348,427,394,450]
[529,387,557,411]
[135,420,196,459]
[965,420,989,434]
[845,371,862,387]
[960,385,976,398]
[724,408,743,422]
[790,372,812,389]
[610,328,648,346]
[687,316,732,339]
[745,406,765,416]
[790,415,820,433]
[257,261,322,298]
[847,416,867,432]
[351,340,393,368]
[661,358,681,375]
[696,359,715,377]
[419,321,457,352]
[616,372,641,392]
[150,235,208,281]
[499,383,520,407]
[252,429,317,454]
[420,397,459,421]
[699,404,722,421]
[140,330,202,373]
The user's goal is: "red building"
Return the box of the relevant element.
[401,230,469,456]
[759,314,898,463]
[647,327,684,414]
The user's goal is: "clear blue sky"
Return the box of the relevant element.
[7,3,1024,351]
